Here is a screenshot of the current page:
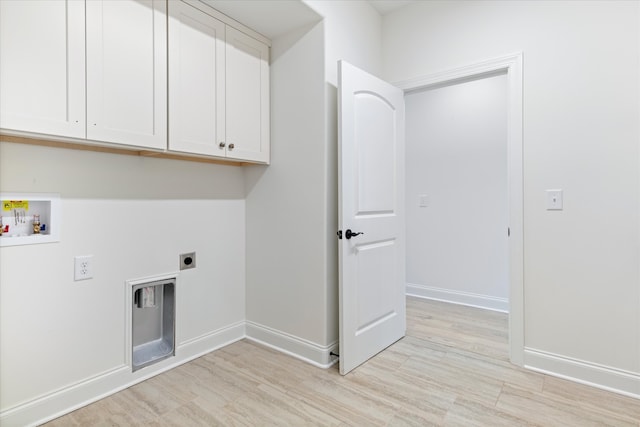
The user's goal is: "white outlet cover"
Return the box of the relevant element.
[546,189,563,210]
[74,255,93,281]
[419,194,429,207]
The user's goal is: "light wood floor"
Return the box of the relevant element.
[44,298,640,426]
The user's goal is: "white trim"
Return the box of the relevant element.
[192,0,272,46]
[524,348,640,399]
[0,322,245,427]
[394,53,520,92]
[245,321,338,368]
[177,321,245,356]
[407,283,509,313]
[0,316,340,426]
[637,1,640,395]
[395,52,524,366]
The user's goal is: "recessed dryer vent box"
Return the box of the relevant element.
[0,193,60,247]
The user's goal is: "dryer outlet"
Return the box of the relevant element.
[180,252,196,270]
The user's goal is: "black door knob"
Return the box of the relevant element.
[345,229,363,239]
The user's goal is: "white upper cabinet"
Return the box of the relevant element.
[225,26,270,164]
[168,1,225,156]
[1,0,269,163]
[0,0,86,138]
[86,0,167,149]
[169,1,270,163]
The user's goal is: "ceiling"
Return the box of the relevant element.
[368,0,414,15]
[200,0,415,40]
[201,0,322,39]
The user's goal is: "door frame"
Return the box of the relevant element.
[394,52,524,366]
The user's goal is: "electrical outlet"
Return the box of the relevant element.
[180,252,196,270]
[74,255,93,281]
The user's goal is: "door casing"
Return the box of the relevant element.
[394,52,524,365]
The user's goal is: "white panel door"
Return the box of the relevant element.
[225,26,270,163]
[0,0,85,138]
[338,60,406,375]
[86,0,167,149]
[168,1,225,156]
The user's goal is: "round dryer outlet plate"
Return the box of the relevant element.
[179,252,196,270]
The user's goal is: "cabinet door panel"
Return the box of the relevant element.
[168,1,225,156]
[0,0,85,138]
[225,27,270,163]
[86,0,166,149]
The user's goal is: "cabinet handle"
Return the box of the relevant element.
[219,142,226,148]
[228,143,235,150]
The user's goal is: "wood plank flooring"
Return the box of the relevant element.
[43,298,640,426]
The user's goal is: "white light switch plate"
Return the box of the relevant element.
[419,194,429,207]
[546,189,563,210]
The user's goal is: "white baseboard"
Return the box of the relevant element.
[406,282,509,313]
[1,322,246,427]
[0,320,337,426]
[177,321,246,358]
[245,320,338,369]
[15,316,639,426]
[524,347,640,399]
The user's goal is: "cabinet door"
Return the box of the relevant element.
[225,27,270,163]
[168,1,225,156]
[0,0,85,138]
[86,0,167,149]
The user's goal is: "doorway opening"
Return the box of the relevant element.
[395,53,524,365]
[405,70,509,312]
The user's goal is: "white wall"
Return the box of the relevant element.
[244,0,382,364]
[244,21,329,357]
[383,0,640,395]
[306,0,382,347]
[305,0,382,85]
[405,73,509,311]
[0,141,246,425]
